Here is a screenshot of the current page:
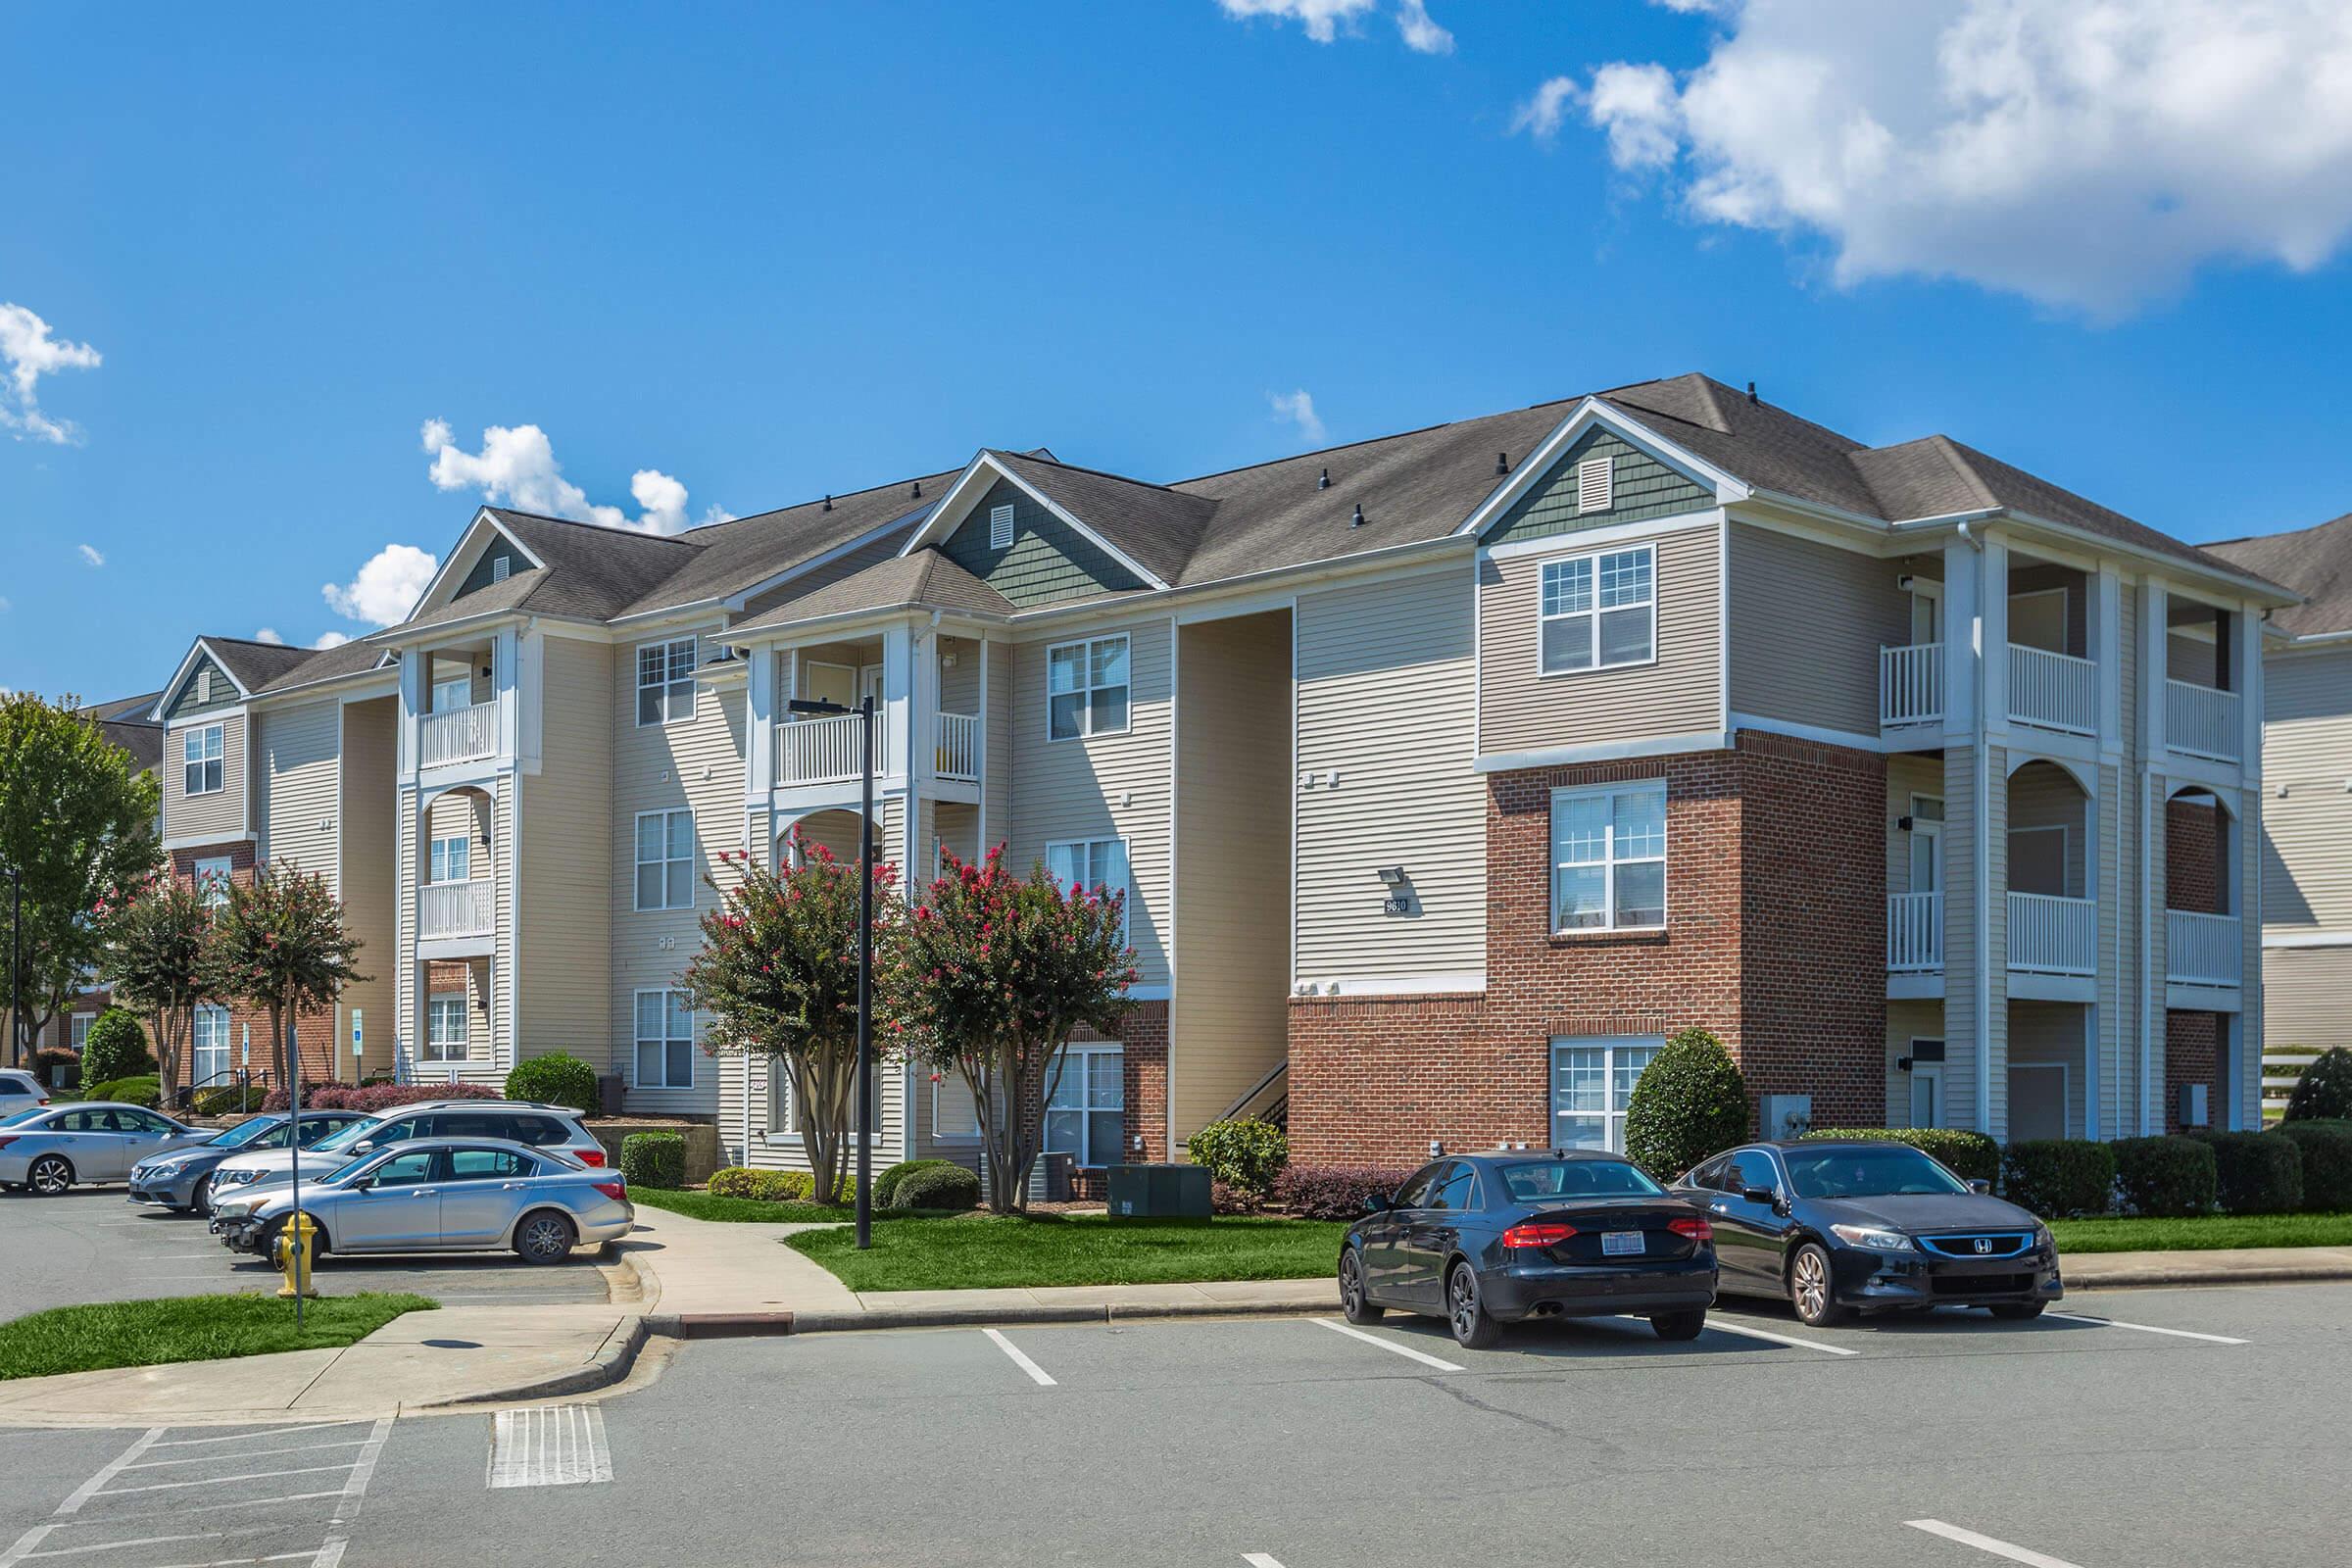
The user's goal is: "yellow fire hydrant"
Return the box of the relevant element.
[274,1210,321,1298]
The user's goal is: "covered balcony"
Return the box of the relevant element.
[2164,787,2242,991]
[2006,759,2096,982]
[769,630,982,787]
[2163,601,2242,763]
[2005,557,2095,737]
[416,784,495,948]
[418,644,497,767]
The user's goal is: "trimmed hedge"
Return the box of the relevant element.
[707,1166,814,1202]
[1271,1164,1416,1221]
[79,1009,154,1085]
[2271,1120,2352,1211]
[620,1132,686,1190]
[262,1081,501,1112]
[1800,1127,2001,1183]
[2113,1136,2217,1217]
[84,1074,162,1108]
[873,1159,954,1208]
[2001,1140,2117,1217]
[505,1053,600,1116]
[1624,1027,1749,1179]
[1185,1118,1290,1205]
[893,1163,981,1211]
[2200,1131,2303,1214]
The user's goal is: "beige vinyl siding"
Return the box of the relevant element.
[1295,569,1484,982]
[2260,648,2352,929]
[939,633,982,717]
[1941,745,1985,1133]
[2008,762,2089,899]
[1886,1000,1946,1126]
[1727,522,1910,734]
[1482,427,1714,548]
[1886,754,1944,897]
[1171,611,1292,1141]
[337,698,399,1081]
[1479,520,1721,756]
[2166,630,2219,688]
[258,700,340,888]
[934,800,980,870]
[2009,1001,2089,1137]
[395,784,416,1065]
[983,639,1012,854]
[520,637,613,1069]
[1009,617,1173,987]
[2266,946,2352,1052]
[166,713,247,843]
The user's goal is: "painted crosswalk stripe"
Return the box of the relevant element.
[1695,1317,1860,1357]
[1905,1518,2087,1567]
[1310,1317,1465,1372]
[488,1406,612,1489]
[981,1328,1057,1386]
[2045,1311,2246,1346]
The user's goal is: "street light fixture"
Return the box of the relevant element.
[788,693,877,1250]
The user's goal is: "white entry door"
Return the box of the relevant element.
[1909,1048,1945,1129]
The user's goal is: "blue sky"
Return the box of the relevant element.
[7,0,2352,703]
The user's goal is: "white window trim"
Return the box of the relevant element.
[931,1072,983,1143]
[1550,780,1668,935]
[989,503,1015,550]
[1044,1043,1124,1168]
[182,722,226,796]
[192,857,234,908]
[1044,633,1133,743]
[633,808,696,912]
[1536,543,1658,679]
[1045,837,1131,944]
[191,1004,233,1084]
[1576,454,1614,514]
[632,987,696,1090]
[423,992,470,1064]
[635,635,699,728]
[70,1012,95,1049]
[1549,1035,1662,1154]
[428,834,471,885]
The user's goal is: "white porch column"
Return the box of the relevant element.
[1942,537,1980,735]
[882,621,914,777]
[1982,534,2010,741]
[747,645,775,796]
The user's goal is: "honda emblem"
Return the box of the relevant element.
[1973,1237,1992,1254]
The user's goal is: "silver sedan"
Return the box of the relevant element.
[209,1137,633,1265]
[0,1103,212,1195]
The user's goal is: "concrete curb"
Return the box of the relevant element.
[2064,1260,2352,1290]
[421,1315,652,1409]
[788,1298,1338,1334]
[644,1311,798,1339]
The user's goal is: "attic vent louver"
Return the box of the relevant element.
[1350,503,1365,528]
[1495,451,1508,475]
[989,504,1014,550]
[1317,467,1330,490]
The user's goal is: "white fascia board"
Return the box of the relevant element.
[1452,399,1752,541]
[897,452,1172,592]
[251,667,403,710]
[366,606,588,650]
[1729,712,1888,754]
[164,702,250,735]
[722,606,995,650]
[1887,508,2300,609]
[1481,508,1725,564]
[1475,730,1730,772]
[150,640,241,720]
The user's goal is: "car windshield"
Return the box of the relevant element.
[211,1116,284,1152]
[1784,1146,1970,1199]
[308,1114,389,1153]
[1497,1158,1667,1201]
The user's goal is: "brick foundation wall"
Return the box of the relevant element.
[2166,1010,2222,1134]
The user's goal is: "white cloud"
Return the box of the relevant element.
[255,627,284,645]
[75,543,105,567]
[1511,76,1580,143]
[313,631,350,650]
[420,418,725,534]
[1216,0,1447,51]
[1395,0,1452,54]
[0,303,101,444]
[322,542,438,627]
[1268,388,1327,443]
[1559,0,2352,316]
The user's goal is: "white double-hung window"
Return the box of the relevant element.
[634,809,695,910]
[1045,1045,1124,1167]
[191,1004,233,1086]
[1046,635,1130,741]
[636,637,698,726]
[1550,1035,1662,1152]
[428,835,470,884]
[634,990,694,1089]
[431,675,472,713]
[1551,781,1667,932]
[1046,838,1130,944]
[1539,544,1655,674]
[424,994,469,1063]
[182,724,224,795]
[192,856,234,908]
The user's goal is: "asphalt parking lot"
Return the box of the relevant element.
[7,1281,2347,1567]
[0,1186,610,1325]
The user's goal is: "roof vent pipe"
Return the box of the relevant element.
[822,494,832,512]
[912,480,922,498]
[1350,503,1365,527]
[1495,452,1509,475]
[1747,381,1758,404]
[1317,467,1331,490]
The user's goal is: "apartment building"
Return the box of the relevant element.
[151,373,2291,1172]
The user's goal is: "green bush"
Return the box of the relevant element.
[505,1052,600,1116]
[2001,1140,2117,1217]
[84,1074,162,1109]
[2200,1130,2303,1214]
[1185,1118,1290,1204]
[2112,1136,2217,1216]
[191,1084,267,1116]
[1624,1027,1749,1178]
[892,1162,980,1211]
[619,1131,686,1191]
[1800,1127,2001,1184]
[874,1159,955,1207]
[707,1166,814,1202]
[2271,1121,2352,1211]
[2284,1048,2352,1122]
[79,1009,154,1084]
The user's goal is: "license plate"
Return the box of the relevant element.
[1601,1230,1644,1256]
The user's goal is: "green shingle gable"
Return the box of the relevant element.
[1481,427,1715,547]
[939,477,1144,608]
[163,653,242,721]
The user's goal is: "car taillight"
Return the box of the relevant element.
[1669,1216,1713,1243]
[0,1136,16,1151]
[1501,1221,1578,1249]
[592,1180,626,1200]
[575,1149,606,1167]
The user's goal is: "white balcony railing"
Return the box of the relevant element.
[936,712,981,782]
[1880,643,1944,728]
[1886,891,1943,971]
[2008,891,2096,976]
[775,712,902,786]
[419,700,497,767]
[2166,679,2241,762]
[2166,909,2242,986]
[2007,644,2096,736]
[419,878,493,940]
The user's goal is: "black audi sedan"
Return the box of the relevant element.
[1672,1141,2063,1326]
[1341,1151,1716,1348]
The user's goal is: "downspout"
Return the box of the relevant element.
[2138,764,2154,1134]
[1961,521,1991,1134]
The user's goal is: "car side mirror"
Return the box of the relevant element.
[1968,1178,1991,1195]
[1362,1194,1393,1214]
[347,1176,372,1191]
[1740,1186,1777,1205]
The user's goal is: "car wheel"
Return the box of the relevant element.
[1990,1301,2045,1321]
[1446,1261,1501,1350]
[1788,1243,1850,1327]
[514,1211,577,1265]
[1649,1309,1706,1342]
[27,1155,74,1197]
[260,1216,330,1267]
[1339,1249,1383,1323]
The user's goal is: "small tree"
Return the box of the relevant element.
[78,1007,155,1084]
[1624,1027,1749,1179]
[203,862,367,1101]
[680,836,902,1205]
[97,873,215,1098]
[888,846,1134,1214]
[2284,1047,2352,1122]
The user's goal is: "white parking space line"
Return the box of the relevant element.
[487,1406,612,1489]
[1309,1317,1465,1372]
[1696,1317,1860,1357]
[1906,1518,2087,1566]
[56,1428,165,1514]
[980,1328,1058,1387]
[151,1422,372,1447]
[126,1441,372,1471]
[2045,1311,2246,1346]
[99,1464,358,1497]
[1243,1555,1288,1567]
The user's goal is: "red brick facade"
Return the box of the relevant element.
[2165,799,2223,916]
[165,841,341,1094]
[2165,1010,2224,1134]
[1288,731,1888,1166]
[1068,999,1169,1197]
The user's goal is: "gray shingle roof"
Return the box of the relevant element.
[988,451,1218,586]
[728,548,1017,634]
[2205,512,2352,638]
[613,471,959,618]
[483,510,705,620]
[203,637,323,693]
[78,693,163,773]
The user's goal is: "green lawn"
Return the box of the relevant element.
[786,1213,1348,1292]
[0,1292,435,1382]
[629,1188,860,1224]
[2050,1211,2352,1254]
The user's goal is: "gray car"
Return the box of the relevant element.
[209,1137,634,1264]
[204,1101,607,1207]
[127,1110,370,1213]
[0,1102,211,1195]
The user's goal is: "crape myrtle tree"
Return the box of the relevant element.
[889,846,1135,1215]
[681,833,903,1206]
[204,862,367,1098]
[96,871,217,1101]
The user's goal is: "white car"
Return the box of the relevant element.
[0,1068,49,1119]
[0,1102,213,1196]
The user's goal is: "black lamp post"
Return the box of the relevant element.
[5,866,21,1071]
[788,692,876,1250]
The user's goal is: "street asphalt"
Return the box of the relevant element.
[5,1280,2348,1567]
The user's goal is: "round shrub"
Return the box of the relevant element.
[33,1045,79,1089]
[84,1074,162,1108]
[1185,1118,1290,1206]
[874,1158,955,1207]
[79,1009,154,1084]
[619,1131,686,1190]
[2201,1130,2303,1214]
[1802,1127,2002,1184]
[2284,1047,2352,1122]
[505,1052,600,1116]
[2112,1135,2217,1216]
[1625,1027,1749,1179]
[708,1166,814,1202]
[2000,1139,2116,1217]
[1270,1164,1417,1221]
[892,1162,980,1211]
[2272,1121,2352,1211]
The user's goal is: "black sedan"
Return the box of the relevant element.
[1672,1141,2063,1326]
[1341,1151,1717,1348]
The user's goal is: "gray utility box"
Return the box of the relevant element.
[1105,1163,1211,1219]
